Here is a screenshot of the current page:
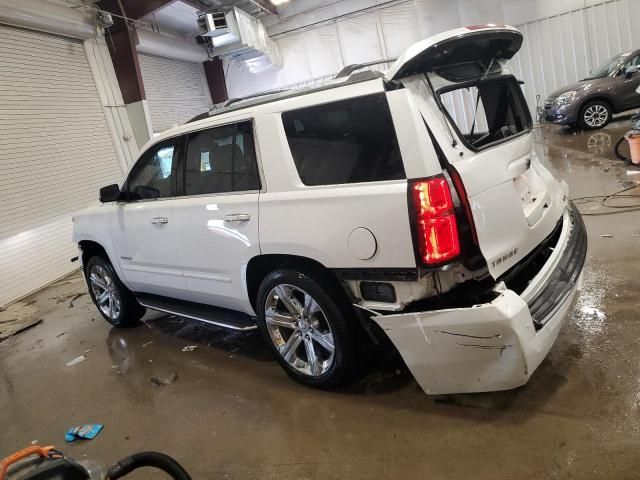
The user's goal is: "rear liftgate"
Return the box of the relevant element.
[370,26,583,394]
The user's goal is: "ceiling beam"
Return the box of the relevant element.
[247,0,277,15]
[178,0,206,11]
[98,0,178,21]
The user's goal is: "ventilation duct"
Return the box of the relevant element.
[204,7,281,73]
[137,29,208,63]
[197,12,228,38]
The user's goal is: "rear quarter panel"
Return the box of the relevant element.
[254,113,417,269]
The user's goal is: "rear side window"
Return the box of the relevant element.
[439,77,532,150]
[281,93,405,186]
[184,121,261,195]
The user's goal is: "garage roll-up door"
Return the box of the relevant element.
[139,53,211,133]
[0,24,123,306]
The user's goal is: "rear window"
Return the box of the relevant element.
[439,76,531,150]
[281,93,405,186]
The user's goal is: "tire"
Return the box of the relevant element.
[614,136,631,162]
[579,100,612,130]
[85,255,145,327]
[256,268,357,389]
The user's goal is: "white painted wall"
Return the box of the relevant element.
[226,0,514,97]
[227,0,638,114]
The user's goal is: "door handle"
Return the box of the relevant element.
[151,217,169,225]
[224,213,250,223]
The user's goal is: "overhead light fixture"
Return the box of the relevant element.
[270,0,289,5]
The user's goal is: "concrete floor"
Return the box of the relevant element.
[2,119,640,479]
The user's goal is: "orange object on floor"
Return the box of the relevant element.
[626,133,640,164]
[0,445,59,480]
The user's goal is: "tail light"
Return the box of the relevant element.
[447,166,479,246]
[409,176,460,265]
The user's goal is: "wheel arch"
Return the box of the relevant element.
[245,254,349,312]
[579,95,615,113]
[78,239,110,267]
[77,239,132,290]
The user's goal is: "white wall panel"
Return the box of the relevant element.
[456,0,504,25]
[275,34,313,84]
[229,0,639,124]
[303,24,343,78]
[0,24,123,306]
[138,53,211,133]
[226,2,416,98]
[379,2,422,59]
[415,0,461,37]
[336,12,385,64]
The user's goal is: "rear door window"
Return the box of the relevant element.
[439,76,532,150]
[184,121,261,195]
[281,93,405,186]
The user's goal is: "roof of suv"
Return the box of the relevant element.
[187,70,387,122]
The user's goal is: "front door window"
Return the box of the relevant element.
[126,141,178,200]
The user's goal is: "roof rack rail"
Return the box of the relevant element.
[185,69,387,124]
[222,89,285,108]
[334,58,396,79]
[187,87,292,123]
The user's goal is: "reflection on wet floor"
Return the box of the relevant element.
[2,119,640,479]
[106,310,413,398]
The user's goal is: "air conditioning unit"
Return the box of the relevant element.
[201,7,282,73]
[197,12,228,38]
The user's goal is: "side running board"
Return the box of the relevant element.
[136,294,258,332]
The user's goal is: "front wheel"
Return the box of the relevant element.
[85,256,145,327]
[256,269,357,389]
[579,100,612,130]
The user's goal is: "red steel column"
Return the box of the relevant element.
[203,57,229,104]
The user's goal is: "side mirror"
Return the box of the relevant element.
[99,184,121,203]
[625,65,640,78]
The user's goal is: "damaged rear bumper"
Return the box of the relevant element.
[372,205,587,395]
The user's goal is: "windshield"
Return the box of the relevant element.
[585,53,630,79]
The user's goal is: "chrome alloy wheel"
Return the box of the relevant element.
[89,264,121,320]
[264,284,335,377]
[584,104,609,128]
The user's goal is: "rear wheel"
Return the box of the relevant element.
[256,268,357,389]
[579,100,612,130]
[85,256,145,327]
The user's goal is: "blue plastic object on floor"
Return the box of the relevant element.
[65,424,103,442]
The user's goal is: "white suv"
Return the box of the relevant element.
[73,26,586,395]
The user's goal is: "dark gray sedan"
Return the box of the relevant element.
[544,50,640,130]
